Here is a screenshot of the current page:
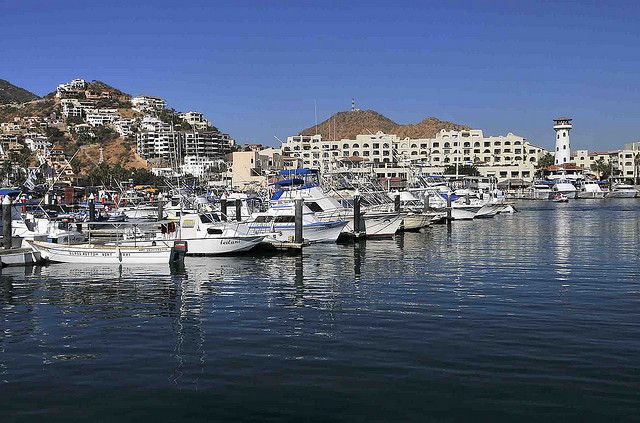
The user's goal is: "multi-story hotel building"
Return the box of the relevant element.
[281,129,549,182]
[184,131,235,159]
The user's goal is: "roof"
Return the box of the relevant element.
[545,163,583,171]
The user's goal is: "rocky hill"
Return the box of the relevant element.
[300,109,470,140]
[0,79,40,104]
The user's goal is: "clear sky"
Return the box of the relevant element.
[1,0,639,150]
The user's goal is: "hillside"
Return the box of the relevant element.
[0,79,40,104]
[300,109,470,140]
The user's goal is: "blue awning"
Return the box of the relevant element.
[278,168,318,176]
[272,178,304,186]
[0,188,21,196]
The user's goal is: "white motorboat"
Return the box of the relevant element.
[11,216,86,247]
[27,240,183,264]
[577,180,606,199]
[550,180,577,199]
[119,213,265,255]
[248,203,348,243]
[528,183,553,200]
[272,185,403,238]
[606,183,638,198]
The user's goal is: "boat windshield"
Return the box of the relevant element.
[200,213,220,223]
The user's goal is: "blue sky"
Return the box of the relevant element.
[1,0,639,149]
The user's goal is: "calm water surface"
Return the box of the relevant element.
[2,200,640,421]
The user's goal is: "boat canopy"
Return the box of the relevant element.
[279,168,318,176]
[0,188,22,196]
[272,178,304,186]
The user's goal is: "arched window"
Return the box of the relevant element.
[483,149,490,153]
[463,142,470,148]
[444,157,450,163]
[514,156,522,161]
[432,150,440,154]
[411,151,417,155]
[444,142,450,148]
[353,151,359,156]
[504,141,511,146]
[530,157,536,162]
[363,143,369,148]
[352,144,359,148]
[342,143,349,149]
[474,142,480,147]
[411,144,417,148]
[563,145,566,150]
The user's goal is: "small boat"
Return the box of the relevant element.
[27,240,186,264]
[550,193,569,203]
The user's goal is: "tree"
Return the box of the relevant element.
[591,157,613,180]
[443,164,480,176]
[534,153,555,177]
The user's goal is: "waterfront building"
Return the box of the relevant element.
[553,117,572,165]
[131,95,166,112]
[230,150,283,189]
[282,129,548,183]
[181,155,225,178]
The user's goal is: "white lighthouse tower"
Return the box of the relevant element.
[553,117,572,165]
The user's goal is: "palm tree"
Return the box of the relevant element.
[590,158,613,180]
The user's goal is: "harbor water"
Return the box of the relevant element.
[2,200,639,421]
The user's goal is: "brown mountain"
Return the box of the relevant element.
[0,79,40,104]
[300,109,470,140]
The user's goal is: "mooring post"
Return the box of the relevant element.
[235,199,242,222]
[3,195,12,250]
[88,193,96,222]
[220,194,227,222]
[294,197,303,244]
[394,194,401,212]
[446,193,452,226]
[424,194,430,211]
[157,193,164,220]
[353,190,362,238]
[465,195,470,205]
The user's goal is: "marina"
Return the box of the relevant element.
[2,200,639,420]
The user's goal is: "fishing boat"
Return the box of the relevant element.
[27,240,185,264]
[118,213,265,255]
[606,183,638,198]
[248,203,348,243]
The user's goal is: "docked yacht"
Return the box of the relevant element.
[247,203,348,243]
[606,183,638,198]
[577,180,606,199]
[272,185,404,238]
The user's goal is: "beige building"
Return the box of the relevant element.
[282,129,549,182]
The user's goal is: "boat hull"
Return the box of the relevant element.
[249,221,347,243]
[606,191,637,198]
[28,240,172,264]
[402,214,432,231]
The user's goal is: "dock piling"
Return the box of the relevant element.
[294,198,303,244]
[3,195,12,250]
[446,194,452,227]
[394,194,401,212]
[157,193,164,220]
[353,192,362,238]
[88,193,96,222]
[235,200,242,222]
[220,196,227,221]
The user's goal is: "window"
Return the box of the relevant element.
[254,215,273,223]
[343,143,349,149]
[363,143,369,148]
[274,216,296,223]
[563,145,566,150]
[433,142,439,147]
[444,142,450,148]
[306,202,324,212]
